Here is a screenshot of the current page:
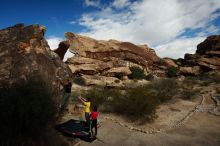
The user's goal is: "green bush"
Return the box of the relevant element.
[167,67,179,77]
[73,76,86,85]
[199,72,220,85]
[84,86,159,123]
[208,73,220,84]
[128,66,146,80]
[0,75,56,145]
[83,78,197,123]
[179,79,199,100]
[180,88,199,100]
[149,78,178,102]
[145,74,155,81]
[110,86,159,123]
[83,86,108,108]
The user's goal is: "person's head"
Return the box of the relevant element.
[93,106,98,112]
[87,97,91,102]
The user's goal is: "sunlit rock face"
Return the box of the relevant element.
[64,32,165,79]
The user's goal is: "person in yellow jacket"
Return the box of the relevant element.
[78,95,91,126]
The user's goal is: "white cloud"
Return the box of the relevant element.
[76,0,220,58]
[156,36,206,59]
[84,0,101,8]
[206,25,219,33]
[47,36,63,50]
[112,0,130,9]
[64,50,75,62]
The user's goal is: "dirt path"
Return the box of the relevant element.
[80,85,220,146]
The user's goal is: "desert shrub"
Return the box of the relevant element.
[180,88,199,100]
[209,74,220,83]
[199,72,220,85]
[145,74,155,81]
[182,78,197,88]
[128,66,146,80]
[179,79,199,100]
[167,67,179,77]
[83,78,189,123]
[83,86,158,122]
[0,75,56,145]
[110,86,159,122]
[73,76,86,85]
[149,78,178,102]
[83,86,108,108]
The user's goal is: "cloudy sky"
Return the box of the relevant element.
[1,0,220,60]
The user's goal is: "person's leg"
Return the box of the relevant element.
[91,122,94,137]
[91,127,94,136]
[85,112,90,126]
[94,120,97,136]
[91,120,96,137]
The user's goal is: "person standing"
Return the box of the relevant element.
[78,96,91,126]
[90,106,99,137]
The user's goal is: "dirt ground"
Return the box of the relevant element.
[81,112,220,146]
[62,83,220,146]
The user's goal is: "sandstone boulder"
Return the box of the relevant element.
[196,35,220,55]
[163,58,178,68]
[65,32,161,69]
[67,57,112,75]
[0,24,72,111]
[81,75,123,88]
[197,57,220,70]
[183,35,220,72]
[179,66,200,76]
[102,67,132,77]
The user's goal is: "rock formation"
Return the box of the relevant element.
[182,35,220,73]
[54,41,70,60]
[0,24,72,111]
[63,32,164,86]
[65,32,160,66]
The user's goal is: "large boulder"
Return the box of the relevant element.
[196,35,220,55]
[183,35,220,71]
[65,32,161,69]
[81,75,123,88]
[163,58,178,68]
[63,32,165,80]
[102,67,132,77]
[0,24,72,111]
[67,57,112,75]
[179,66,200,76]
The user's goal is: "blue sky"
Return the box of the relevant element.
[0,0,90,36]
[1,0,220,59]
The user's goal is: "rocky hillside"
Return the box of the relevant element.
[53,32,220,87]
[1,24,219,90]
[0,24,72,111]
[58,32,168,87]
